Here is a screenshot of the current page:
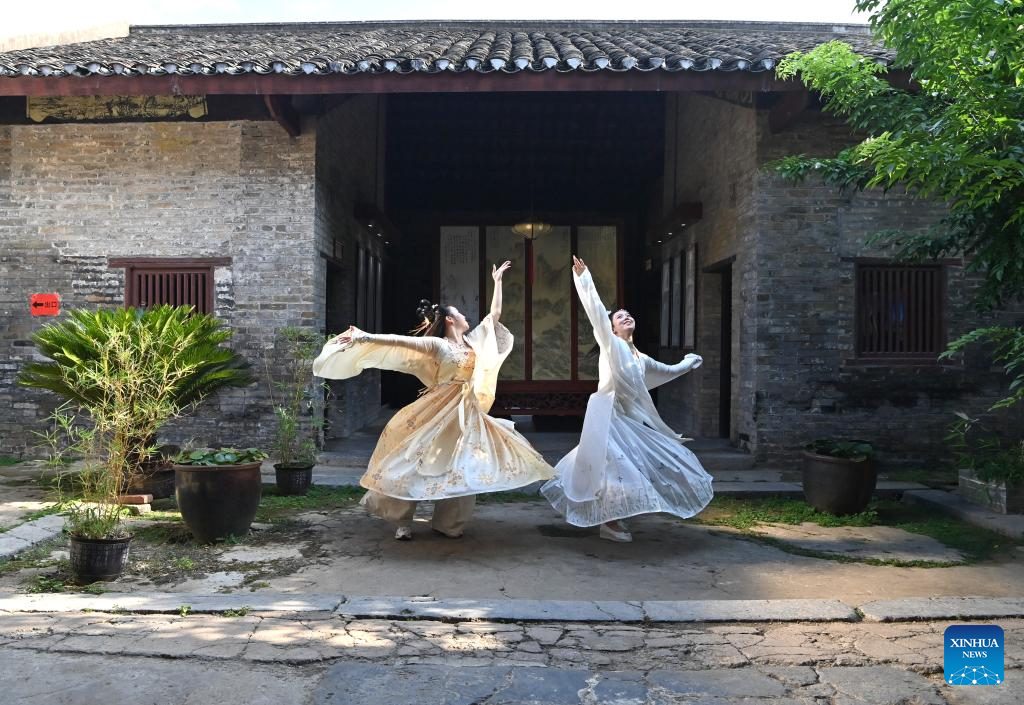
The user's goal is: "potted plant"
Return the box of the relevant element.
[801,438,877,515]
[173,447,268,543]
[948,412,1024,514]
[62,459,133,584]
[19,305,254,489]
[266,327,324,496]
[19,305,253,580]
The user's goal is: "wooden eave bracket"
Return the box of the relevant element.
[263,94,300,137]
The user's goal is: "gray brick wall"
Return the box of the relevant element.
[0,119,320,456]
[656,99,1024,466]
[751,110,1024,465]
[657,93,757,445]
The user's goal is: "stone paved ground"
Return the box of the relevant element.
[0,613,1020,704]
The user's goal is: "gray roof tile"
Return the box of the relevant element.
[0,20,892,79]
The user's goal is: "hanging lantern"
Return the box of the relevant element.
[511,220,552,240]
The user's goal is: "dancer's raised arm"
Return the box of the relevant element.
[571,256,613,349]
[489,260,512,323]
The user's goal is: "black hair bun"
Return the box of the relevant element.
[415,299,440,320]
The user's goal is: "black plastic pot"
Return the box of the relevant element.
[274,462,314,496]
[174,461,263,543]
[69,535,132,584]
[801,451,878,515]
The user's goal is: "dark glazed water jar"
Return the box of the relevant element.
[174,461,263,543]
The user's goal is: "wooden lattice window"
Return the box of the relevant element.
[855,263,945,359]
[109,257,230,316]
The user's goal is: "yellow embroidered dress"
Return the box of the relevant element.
[312,315,554,500]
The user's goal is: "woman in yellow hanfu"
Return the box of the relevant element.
[312,261,554,540]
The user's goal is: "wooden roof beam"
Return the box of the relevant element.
[0,70,819,97]
[263,94,300,136]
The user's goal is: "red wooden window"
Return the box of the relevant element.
[110,257,229,315]
[855,263,945,359]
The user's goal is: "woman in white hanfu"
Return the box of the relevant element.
[541,256,714,542]
[312,261,554,540]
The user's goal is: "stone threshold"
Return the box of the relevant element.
[1,593,1022,623]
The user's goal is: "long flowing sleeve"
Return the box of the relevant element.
[312,330,442,388]
[573,269,613,350]
[464,314,514,413]
[643,353,703,390]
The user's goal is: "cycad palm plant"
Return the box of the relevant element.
[19,306,254,510]
[20,305,253,410]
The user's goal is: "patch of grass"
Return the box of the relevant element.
[256,484,365,522]
[873,499,1012,563]
[132,522,192,545]
[143,510,183,522]
[26,575,66,593]
[477,491,543,504]
[694,496,877,531]
[170,556,196,571]
[0,538,66,577]
[81,582,107,595]
[221,607,250,617]
[247,581,270,591]
[694,496,1018,567]
[0,455,22,467]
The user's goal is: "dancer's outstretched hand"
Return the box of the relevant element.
[492,260,512,282]
[332,325,359,345]
[572,255,587,276]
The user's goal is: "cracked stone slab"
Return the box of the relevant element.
[218,545,305,562]
[489,666,591,704]
[336,597,646,622]
[817,666,946,705]
[940,670,1022,705]
[0,514,65,559]
[591,670,648,703]
[314,663,514,705]
[0,591,344,613]
[751,523,968,564]
[648,668,789,698]
[859,597,1024,622]
[642,599,858,622]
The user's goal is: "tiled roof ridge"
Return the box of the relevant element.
[129,20,873,35]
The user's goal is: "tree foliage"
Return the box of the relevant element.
[772,0,1024,409]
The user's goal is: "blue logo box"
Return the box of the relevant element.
[944,625,1004,686]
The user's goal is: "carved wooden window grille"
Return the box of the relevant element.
[855,263,945,359]
[110,257,229,315]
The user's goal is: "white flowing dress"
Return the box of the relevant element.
[541,269,715,527]
[312,315,554,501]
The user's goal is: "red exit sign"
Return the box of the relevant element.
[30,293,60,316]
